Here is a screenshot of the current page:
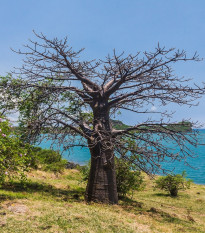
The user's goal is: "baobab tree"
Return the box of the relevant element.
[1,32,204,204]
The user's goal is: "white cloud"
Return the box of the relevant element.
[151,105,157,112]
[8,112,19,124]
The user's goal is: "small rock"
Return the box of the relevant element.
[0,212,6,215]
[8,204,28,214]
[66,162,78,169]
[0,220,6,227]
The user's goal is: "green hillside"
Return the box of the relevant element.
[111,120,192,132]
[166,121,192,132]
[111,119,130,130]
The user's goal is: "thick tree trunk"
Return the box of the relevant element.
[170,188,178,197]
[85,100,118,204]
[85,142,118,204]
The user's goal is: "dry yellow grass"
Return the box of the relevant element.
[0,169,204,232]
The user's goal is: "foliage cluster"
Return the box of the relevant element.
[31,147,67,173]
[115,157,144,197]
[0,115,67,185]
[0,116,32,184]
[155,172,192,196]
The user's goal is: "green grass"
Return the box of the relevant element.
[0,169,204,233]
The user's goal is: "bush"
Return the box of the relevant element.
[80,158,144,198]
[35,148,61,164]
[155,172,192,196]
[80,160,91,182]
[115,157,144,197]
[0,115,66,184]
[0,116,32,184]
[43,160,67,173]
[32,147,67,173]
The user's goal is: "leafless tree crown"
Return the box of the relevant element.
[4,31,205,174]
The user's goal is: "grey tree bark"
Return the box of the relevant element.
[85,142,118,204]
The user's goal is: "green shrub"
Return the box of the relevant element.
[80,160,91,182]
[80,158,144,198]
[43,160,68,173]
[115,157,144,197]
[32,147,66,173]
[155,172,192,196]
[0,116,32,184]
[0,115,66,183]
[36,148,61,164]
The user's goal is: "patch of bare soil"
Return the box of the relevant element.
[2,201,29,215]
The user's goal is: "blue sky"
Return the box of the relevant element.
[0,0,205,126]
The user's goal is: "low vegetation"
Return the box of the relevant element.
[0,116,204,232]
[155,172,192,196]
[115,157,144,197]
[0,168,204,233]
[30,147,68,173]
[0,116,32,184]
[0,115,68,184]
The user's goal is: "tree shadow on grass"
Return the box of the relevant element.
[153,192,190,199]
[152,193,171,197]
[120,196,144,210]
[0,180,85,202]
[0,193,17,201]
[119,196,189,225]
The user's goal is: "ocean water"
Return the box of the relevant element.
[38,130,205,185]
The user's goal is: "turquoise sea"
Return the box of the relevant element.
[38,130,205,185]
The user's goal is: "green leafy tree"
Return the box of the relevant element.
[115,157,144,197]
[0,116,32,184]
[155,172,192,196]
